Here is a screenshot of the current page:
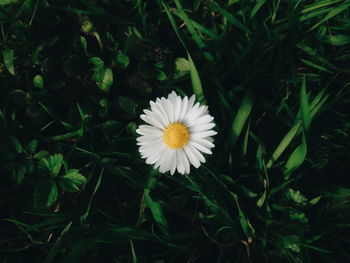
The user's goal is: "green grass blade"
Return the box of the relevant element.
[300,77,311,134]
[284,135,307,179]
[208,1,251,33]
[173,0,214,61]
[44,221,72,263]
[250,0,267,19]
[226,93,253,150]
[309,3,350,30]
[188,53,205,103]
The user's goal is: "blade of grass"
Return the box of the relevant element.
[309,3,350,31]
[207,1,251,34]
[188,53,205,103]
[173,0,214,61]
[226,93,253,151]
[300,76,311,135]
[266,88,328,168]
[44,221,72,263]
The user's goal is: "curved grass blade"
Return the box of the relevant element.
[188,53,205,103]
[226,93,253,151]
[173,0,214,61]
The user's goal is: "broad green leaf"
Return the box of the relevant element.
[39,154,63,177]
[10,137,23,154]
[114,52,129,69]
[174,57,190,79]
[144,192,168,233]
[188,53,205,103]
[3,48,15,75]
[46,182,58,207]
[33,75,44,89]
[227,93,253,150]
[93,67,113,93]
[60,169,86,192]
[89,57,104,71]
[26,139,38,154]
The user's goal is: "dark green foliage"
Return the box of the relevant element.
[1,0,350,262]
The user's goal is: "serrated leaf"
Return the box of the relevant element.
[33,75,44,89]
[60,170,86,192]
[39,154,63,177]
[3,48,15,75]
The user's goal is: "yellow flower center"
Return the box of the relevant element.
[163,122,190,149]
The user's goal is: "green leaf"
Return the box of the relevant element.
[286,188,307,204]
[10,137,24,154]
[89,57,104,71]
[0,0,17,5]
[33,75,44,90]
[80,36,88,55]
[309,196,322,205]
[250,0,266,19]
[39,154,63,177]
[13,164,26,184]
[188,53,205,103]
[284,136,307,178]
[144,191,168,233]
[114,52,129,69]
[300,77,311,134]
[227,93,253,150]
[93,67,113,93]
[60,169,86,192]
[2,49,15,75]
[323,34,350,46]
[174,57,190,79]
[47,182,58,207]
[26,139,38,154]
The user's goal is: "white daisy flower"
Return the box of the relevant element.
[136,91,217,175]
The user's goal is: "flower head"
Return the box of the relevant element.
[136,91,216,175]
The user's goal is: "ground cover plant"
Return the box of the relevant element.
[1,0,350,262]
